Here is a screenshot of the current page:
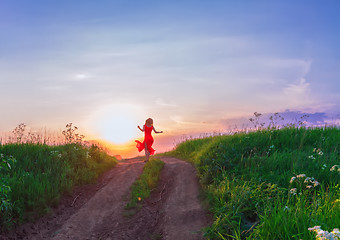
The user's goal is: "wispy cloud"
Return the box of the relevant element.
[283,78,311,105]
[73,73,92,80]
[155,98,177,107]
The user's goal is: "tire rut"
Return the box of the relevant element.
[52,159,144,240]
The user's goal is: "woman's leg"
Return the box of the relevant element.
[144,142,150,162]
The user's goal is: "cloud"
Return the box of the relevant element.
[282,78,312,106]
[170,115,197,125]
[0,19,338,135]
[73,73,92,80]
[155,98,177,107]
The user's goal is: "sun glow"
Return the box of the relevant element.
[87,104,144,145]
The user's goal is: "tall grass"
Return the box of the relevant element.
[0,143,117,232]
[167,127,340,239]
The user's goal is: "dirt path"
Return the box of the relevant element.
[155,157,211,240]
[2,157,211,240]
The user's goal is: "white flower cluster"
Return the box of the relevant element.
[304,177,320,187]
[308,226,340,240]
[309,148,324,160]
[290,177,296,183]
[50,150,62,159]
[290,174,307,183]
[330,165,340,173]
[313,148,324,156]
[266,145,275,155]
[289,174,320,194]
[290,188,297,195]
[0,153,14,159]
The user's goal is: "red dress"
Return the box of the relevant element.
[135,125,155,155]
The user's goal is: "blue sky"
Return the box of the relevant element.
[1,1,339,145]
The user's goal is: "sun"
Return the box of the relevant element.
[88,104,143,144]
[99,116,136,144]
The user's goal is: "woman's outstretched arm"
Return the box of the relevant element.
[153,127,163,134]
[138,125,144,132]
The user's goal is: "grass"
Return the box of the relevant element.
[0,143,117,232]
[125,158,165,212]
[165,127,340,239]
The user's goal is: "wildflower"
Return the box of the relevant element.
[318,151,324,156]
[297,174,306,178]
[290,177,296,183]
[303,176,320,187]
[308,225,340,239]
[330,165,340,172]
[306,185,313,189]
[313,148,317,152]
[308,226,321,231]
[290,188,297,195]
[138,197,141,201]
[284,206,290,211]
[309,155,316,160]
[322,164,327,170]
[305,177,317,184]
[6,162,12,169]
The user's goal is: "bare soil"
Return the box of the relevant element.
[1,157,212,240]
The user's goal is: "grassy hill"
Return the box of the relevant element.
[0,143,117,232]
[166,127,340,239]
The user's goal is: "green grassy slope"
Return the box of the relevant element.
[166,127,340,239]
[0,143,117,231]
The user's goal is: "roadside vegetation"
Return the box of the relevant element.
[0,123,117,232]
[125,158,165,212]
[167,113,340,239]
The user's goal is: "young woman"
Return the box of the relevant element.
[135,118,163,162]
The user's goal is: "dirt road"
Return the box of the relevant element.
[2,157,211,240]
[155,157,211,240]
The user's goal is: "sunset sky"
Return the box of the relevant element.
[1,1,339,156]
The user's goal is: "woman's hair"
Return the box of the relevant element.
[145,118,153,126]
